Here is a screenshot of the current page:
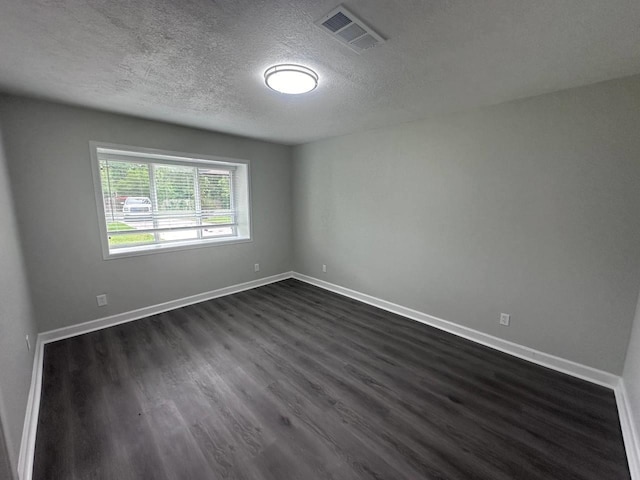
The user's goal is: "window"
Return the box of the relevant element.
[91,143,251,258]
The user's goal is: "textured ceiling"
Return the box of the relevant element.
[0,0,639,144]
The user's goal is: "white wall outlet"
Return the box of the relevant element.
[25,335,30,351]
[254,263,260,272]
[500,313,511,326]
[322,264,327,273]
[96,294,108,307]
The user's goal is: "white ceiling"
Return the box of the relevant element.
[0,0,639,145]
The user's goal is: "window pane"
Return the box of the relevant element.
[100,160,150,225]
[157,228,199,243]
[199,169,231,209]
[107,225,155,249]
[202,225,235,238]
[199,169,234,225]
[153,164,197,228]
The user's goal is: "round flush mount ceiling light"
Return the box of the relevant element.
[264,64,318,94]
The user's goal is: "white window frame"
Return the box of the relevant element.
[90,142,252,259]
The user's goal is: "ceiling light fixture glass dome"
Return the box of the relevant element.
[264,64,318,94]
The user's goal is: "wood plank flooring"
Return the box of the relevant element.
[33,279,630,479]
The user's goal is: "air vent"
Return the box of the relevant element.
[315,5,385,54]
[322,11,351,32]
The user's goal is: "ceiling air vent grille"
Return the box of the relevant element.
[315,5,385,54]
[322,11,351,32]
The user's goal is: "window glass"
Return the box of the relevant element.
[93,144,251,258]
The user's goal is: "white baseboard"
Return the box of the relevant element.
[19,270,634,479]
[16,338,43,480]
[17,271,293,480]
[292,272,619,389]
[39,272,293,344]
[616,380,640,480]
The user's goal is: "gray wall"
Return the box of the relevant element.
[0,121,38,479]
[0,96,292,332]
[292,75,640,374]
[623,292,640,447]
[0,416,11,480]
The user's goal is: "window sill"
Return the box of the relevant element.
[103,235,252,260]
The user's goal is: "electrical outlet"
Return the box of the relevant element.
[96,294,108,307]
[322,264,327,273]
[499,313,510,326]
[254,263,260,272]
[25,335,30,352]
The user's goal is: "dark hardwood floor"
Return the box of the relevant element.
[33,279,630,479]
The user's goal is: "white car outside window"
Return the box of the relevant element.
[123,197,152,219]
